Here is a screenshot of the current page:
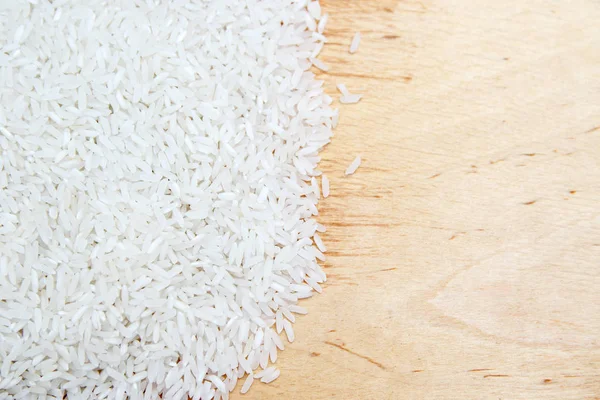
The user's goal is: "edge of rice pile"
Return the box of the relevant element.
[0,1,338,399]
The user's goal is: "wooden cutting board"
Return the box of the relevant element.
[236,0,600,398]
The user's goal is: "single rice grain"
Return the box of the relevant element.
[336,83,350,96]
[340,94,362,104]
[240,374,254,394]
[322,175,330,198]
[345,156,362,175]
[307,2,322,19]
[350,32,361,54]
[310,57,330,72]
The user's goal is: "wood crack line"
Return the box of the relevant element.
[324,341,386,370]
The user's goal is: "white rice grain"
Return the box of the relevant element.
[240,374,254,394]
[310,57,329,72]
[283,320,295,343]
[340,94,363,104]
[260,369,281,384]
[322,175,330,198]
[314,233,327,252]
[317,14,329,33]
[345,156,362,175]
[307,2,322,19]
[350,32,361,54]
[336,83,350,97]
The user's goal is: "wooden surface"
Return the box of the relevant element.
[237,0,600,398]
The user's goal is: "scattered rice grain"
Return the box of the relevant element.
[345,156,362,175]
[350,32,361,54]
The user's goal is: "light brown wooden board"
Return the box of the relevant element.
[234,0,600,398]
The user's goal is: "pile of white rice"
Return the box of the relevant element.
[0,0,338,398]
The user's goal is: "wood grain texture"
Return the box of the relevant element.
[235,0,600,398]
